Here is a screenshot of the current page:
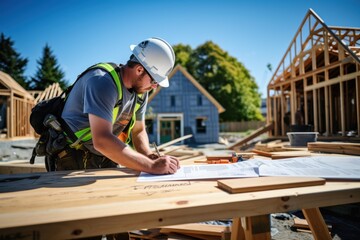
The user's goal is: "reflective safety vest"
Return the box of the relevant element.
[69,63,143,148]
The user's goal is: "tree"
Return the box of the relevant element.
[173,44,193,67]
[0,33,29,88]
[30,44,67,90]
[173,41,263,121]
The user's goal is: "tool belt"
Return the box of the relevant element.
[48,140,117,171]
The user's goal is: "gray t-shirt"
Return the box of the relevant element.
[62,66,148,154]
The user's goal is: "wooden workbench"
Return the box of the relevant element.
[0,168,359,239]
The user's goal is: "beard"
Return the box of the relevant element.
[132,72,153,94]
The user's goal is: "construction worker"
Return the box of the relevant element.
[51,37,180,176]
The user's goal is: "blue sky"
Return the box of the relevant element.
[1,0,359,97]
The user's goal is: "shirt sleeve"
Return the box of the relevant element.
[84,70,118,123]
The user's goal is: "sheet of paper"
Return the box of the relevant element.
[258,156,360,180]
[137,163,259,182]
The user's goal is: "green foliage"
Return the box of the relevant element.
[0,33,29,88]
[30,44,67,90]
[173,41,264,121]
[173,44,192,67]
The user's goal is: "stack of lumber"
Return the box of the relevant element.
[308,142,360,155]
[252,140,311,159]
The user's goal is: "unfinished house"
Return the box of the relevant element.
[0,71,34,138]
[267,9,360,139]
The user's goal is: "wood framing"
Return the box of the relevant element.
[267,9,360,138]
[0,71,34,138]
[29,82,63,104]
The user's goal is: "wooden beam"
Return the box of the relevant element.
[273,96,278,136]
[313,89,318,132]
[0,163,46,174]
[329,86,333,134]
[156,134,193,150]
[340,81,346,136]
[231,217,245,240]
[227,123,274,150]
[241,215,271,240]
[324,86,329,136]
[302,208,332,240]
[357,75,360,136]
[305,71,360,91]
[281,86,285,135]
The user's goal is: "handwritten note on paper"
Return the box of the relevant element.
[258,156,360,180]
[137,163,259,182]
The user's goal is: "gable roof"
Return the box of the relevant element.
[268,8,360,88]
[149,64,225,113]
[0,71,33,99]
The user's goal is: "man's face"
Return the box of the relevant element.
[132,68,159,94]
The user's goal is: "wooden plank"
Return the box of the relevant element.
[129,228,161,239]
[302,208,332,240]
[293,217,332,233]
[251,149,273,158]
[293,218,309,229]
[227,123,274,150]
[161,223,230,237]
[162,145,187,155]
[217,177,326,194]
[241,215,271,240]
[231,217,245,240]
[206,153,255,161]
[308,142,360,155]
[0,163,46,174]
[156,135,193,150]
[0,169,359,239]
[270,151,311,159]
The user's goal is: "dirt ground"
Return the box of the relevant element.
[270,208,360,240]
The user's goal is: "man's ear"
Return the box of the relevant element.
[135,64,145,76]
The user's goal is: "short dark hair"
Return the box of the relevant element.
[127,54,140,68]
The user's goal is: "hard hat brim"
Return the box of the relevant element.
[158,78,169,88]
[130,44,136,51]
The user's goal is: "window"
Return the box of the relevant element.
[197,95,202,106]
[196,118,206,133]
[170,95,175,107]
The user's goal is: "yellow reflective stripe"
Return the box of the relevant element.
[92,63,122,100]
[74,127,92,142]
[113,107,119,124]
[125,95,142,144]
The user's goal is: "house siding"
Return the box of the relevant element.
[147,70,220,144]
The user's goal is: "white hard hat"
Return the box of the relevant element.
[130,37,175,87]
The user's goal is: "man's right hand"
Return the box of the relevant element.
[151,155,180,175]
